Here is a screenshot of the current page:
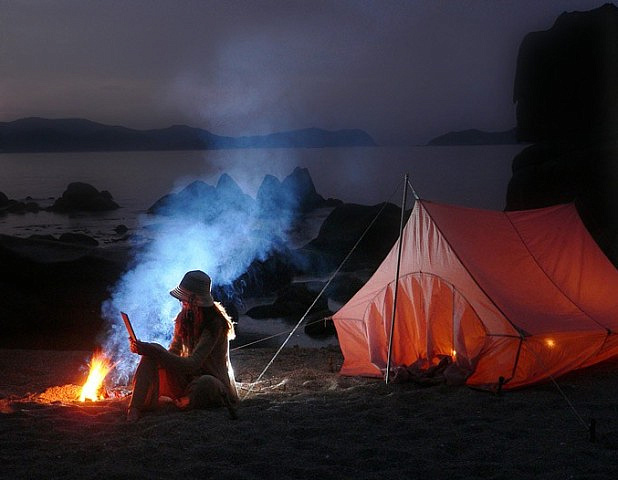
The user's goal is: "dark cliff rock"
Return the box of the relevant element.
[507,4,618,265]
[50,182,120,212]
[514,4,618,143]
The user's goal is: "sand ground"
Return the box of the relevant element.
[2,346,618,479]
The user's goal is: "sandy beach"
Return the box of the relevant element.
[2,345,618,479]
[1,186,618,479]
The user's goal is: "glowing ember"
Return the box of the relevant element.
[79,352,113,402]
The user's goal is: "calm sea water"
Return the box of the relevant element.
[0,145,526,348]
[0,145,524,242]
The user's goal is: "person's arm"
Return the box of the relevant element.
[139,327,223,375]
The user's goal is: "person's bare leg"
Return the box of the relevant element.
[127,356,159,421]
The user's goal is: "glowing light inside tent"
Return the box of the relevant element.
[545,338,556,349]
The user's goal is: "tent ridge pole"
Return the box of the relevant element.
[385,173,409,384]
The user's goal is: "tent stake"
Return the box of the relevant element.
[385,173,409,384]
[589,418,596,443]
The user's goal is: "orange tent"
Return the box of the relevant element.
[333,200,618,390]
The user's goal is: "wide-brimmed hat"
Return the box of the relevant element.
[170,270,214,307]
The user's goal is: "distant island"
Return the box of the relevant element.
[427,128,519,146]
[0,117,377,153]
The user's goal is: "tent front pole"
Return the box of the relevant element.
[385,173,409,384]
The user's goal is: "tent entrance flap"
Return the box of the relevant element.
[369,273,486,380]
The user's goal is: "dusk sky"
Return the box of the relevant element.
[1,0,611,145]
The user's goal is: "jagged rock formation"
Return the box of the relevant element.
[256,167,340,215]
[148,167,339,219]
[507,3,618,265]
[0,192,41,214]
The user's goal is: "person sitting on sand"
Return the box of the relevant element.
[126,270,238,422]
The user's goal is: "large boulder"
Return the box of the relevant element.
[507,4,618,265]
[50,182,119,212]
[297,202,409,274]
[244,283,330,320]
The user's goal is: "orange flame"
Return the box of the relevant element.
[79,352,113,402]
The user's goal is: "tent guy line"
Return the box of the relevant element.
[241,181,403,400]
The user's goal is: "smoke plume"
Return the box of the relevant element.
[101,168,314,383]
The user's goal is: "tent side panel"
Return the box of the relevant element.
[423,202,606,335]
[581,334,618,368]
[509,204,618,330]
[503,332,609,389]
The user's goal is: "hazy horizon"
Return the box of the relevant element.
[1,0,609,146]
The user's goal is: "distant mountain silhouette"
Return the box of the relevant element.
[427,128,518,146]
[0,117,377,152]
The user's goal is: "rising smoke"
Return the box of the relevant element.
[101,168,314,384]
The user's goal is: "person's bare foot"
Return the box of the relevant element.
[223,397,238,420]
[126,407,140,423]
[175,396,190,409]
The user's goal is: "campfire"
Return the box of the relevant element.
[79,351,113,401]
[36,350,126,404]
